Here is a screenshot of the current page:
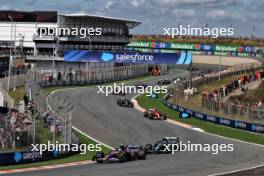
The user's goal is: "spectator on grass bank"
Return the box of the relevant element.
[23,94,29,106]
[258,100,263,108]
[0,128,4,150]
[241,86,248,94]
[27,100,35,115]
[202,72,263,102]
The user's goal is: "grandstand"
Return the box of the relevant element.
[0,10,140,56]
[0,10,147,74]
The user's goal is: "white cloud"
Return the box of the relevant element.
[131,0,146,7]
[171,9,196,18]
[0,5,10,10]
[105,1,114,9]
[230,12,247,22]
[206,9,227,20]
[155,0,218,6]
[206,9,247,22]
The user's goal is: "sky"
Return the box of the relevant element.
[0,0,263,37]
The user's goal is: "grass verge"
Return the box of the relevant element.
[9,87,25,105]
[136,93,264,145]
[0,129,110,170]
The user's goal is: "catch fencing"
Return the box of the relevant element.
[34,64,149,87]
[170,62,264,124]
[0,63,150,152]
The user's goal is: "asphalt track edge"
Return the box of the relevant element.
[133,94,264,147]
[208,164,264,176]
[133,94,264,176]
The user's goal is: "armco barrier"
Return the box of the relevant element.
[162,96,264,134]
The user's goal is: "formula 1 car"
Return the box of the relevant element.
[135,82,148,89]
[143,109,167,120]
[117,98,134,107]
[92,145,147,163]
[112,88,126,96]
[144,137,180,154]
[157,79,171,85]
[146,93,158,99]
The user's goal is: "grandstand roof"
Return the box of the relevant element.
[61,13,141,29]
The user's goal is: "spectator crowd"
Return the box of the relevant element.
[202,71,263,102]
[42,112,63,136]
[201,71,264,119]
[0,94,34,151]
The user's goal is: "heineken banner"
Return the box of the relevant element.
[127,41,254,53]
[64,50,191,65]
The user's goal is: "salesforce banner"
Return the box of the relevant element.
[0,150,70,166]
[64,50,187,64]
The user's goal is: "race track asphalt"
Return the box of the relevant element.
[7,69,264,176]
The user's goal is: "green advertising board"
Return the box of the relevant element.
[170,43,195,50]
[127,41,152,48]
[127,41,255,54]
[215,45,238,52]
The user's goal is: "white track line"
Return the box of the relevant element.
[132,94,264,176]
[72,126,114,150]
[208,164,264,176]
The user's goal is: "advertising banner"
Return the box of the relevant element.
[127,41,152,48]
[171,43,195,50]
[200,44,215,51]
[214,45,237,52]
[162,99,264,134]
[64,50,190,64]
[127,41,255,53]
[0,150,73,166]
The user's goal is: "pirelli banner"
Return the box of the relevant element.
[162,97,264,134]
[64,50,192,65]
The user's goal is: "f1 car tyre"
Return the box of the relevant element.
[148,113,154,119]
[92,151,104,161]
[118,152,128,163]
[162,113,167,120]
[137,150,147,160]
[144,144,153,151]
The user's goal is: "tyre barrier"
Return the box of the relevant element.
[163,95,264,134]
